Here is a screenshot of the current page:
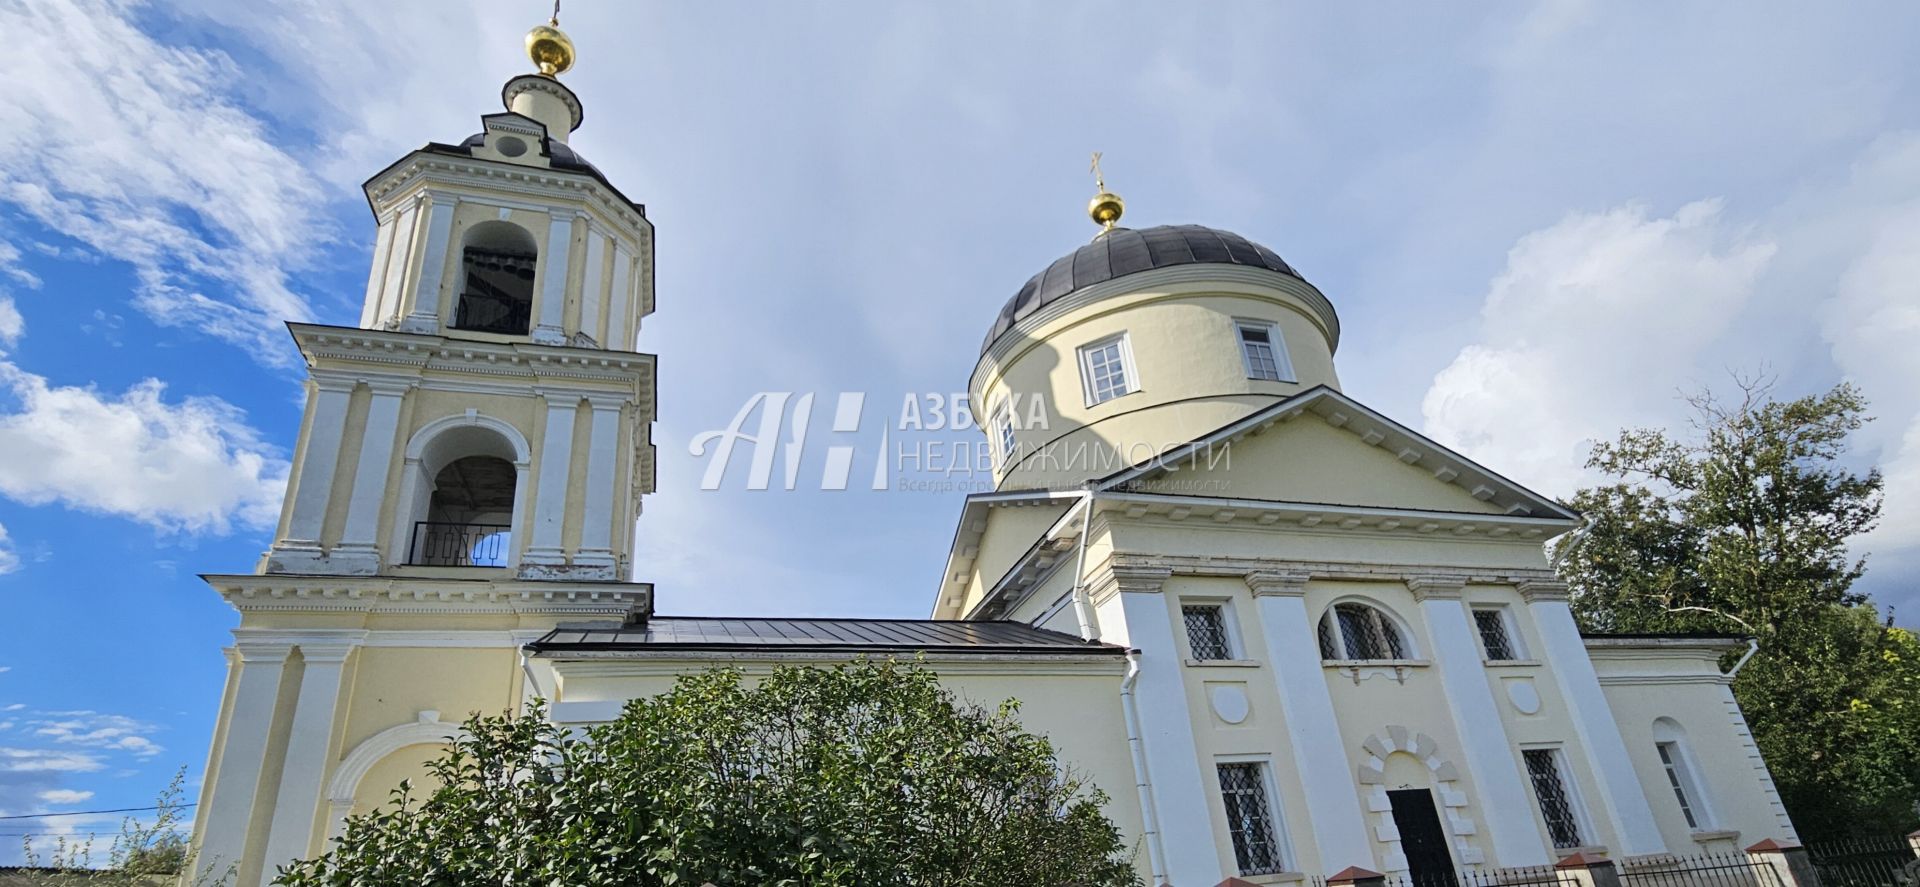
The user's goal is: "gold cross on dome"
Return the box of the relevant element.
[1090,151,1107,192]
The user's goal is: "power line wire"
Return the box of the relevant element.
[0,803,194,822]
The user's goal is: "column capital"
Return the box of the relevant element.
[358,375,415,396]
[1518,579,1572,603]
[1245,570,1311,597]
[312,376,359,394]
[1406,574,1468,601]
[1094,559,1171,596]
[297,643,360,665]
[233,641,294,664]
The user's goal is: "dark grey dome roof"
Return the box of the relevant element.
[982,225,1305,355]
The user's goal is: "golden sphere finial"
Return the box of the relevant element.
[1088,151,1124,234]
[526,21,575,77]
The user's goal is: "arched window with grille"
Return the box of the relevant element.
[1317,601,1412,661]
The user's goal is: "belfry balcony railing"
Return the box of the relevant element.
[408,522,511,567]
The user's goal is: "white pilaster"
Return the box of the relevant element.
[280,380,355,549]
[400,195,458,334]
[530,211,574,345]
[1105,564,1223,885]
[1409,576,1549,866]
[258,640,361,885]
[383,199,423,333]
[574,398,622,570]
[1522,581,1666,856]
[331,380,410,573]
[578,226,606,347]
[358,219,397,328]
[191,642,291,884]
[604,242,632,351]
[522,394,578,565]
[1247,572,1376,872]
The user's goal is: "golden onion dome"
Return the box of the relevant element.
[526,22,576,77]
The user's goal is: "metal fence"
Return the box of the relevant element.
[1311,865,1581,887]
[1807,835,1920,887]
[1620,852,1784,887]
[408,521,511,567]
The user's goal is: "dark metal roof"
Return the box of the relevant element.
[982,224,1305,356]
[526,616,1124,656]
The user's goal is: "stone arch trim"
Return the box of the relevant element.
[324,712,469,838]
[327,712,469,805]
[1355,725,1485,870]
[404,411,533,468]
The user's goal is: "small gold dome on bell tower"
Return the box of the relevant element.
[1087,151,1124,235]
[525,14,575,77]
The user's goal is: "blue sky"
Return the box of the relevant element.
[2,0,1919,859]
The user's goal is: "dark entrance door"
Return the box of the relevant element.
[1388,789,1458,887]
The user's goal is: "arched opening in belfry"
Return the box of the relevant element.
[410,455,518,566]
[452,220,538,335]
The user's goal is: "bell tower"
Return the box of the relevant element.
[260,13,654,580]
[190,18,656,885]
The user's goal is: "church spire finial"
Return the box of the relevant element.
[1087,151,1124,236]
[525,0,576,77]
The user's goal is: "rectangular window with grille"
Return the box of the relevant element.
[1334,604,1406,660]
[1183,604,1233,660]
[1522,748,1585,849]
[1237,321,1293,382]
[1217,762,1286,875]
[1473,607,1518,661]
[1657,742,1700,829]
[1078,335,1135,405]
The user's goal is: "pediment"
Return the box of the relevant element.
[1099,386,1576,520]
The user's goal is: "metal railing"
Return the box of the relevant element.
[408,522,511,567]
[1621,852,1784,887]
[1808,835,1920,887]
[1310,865,1580,887]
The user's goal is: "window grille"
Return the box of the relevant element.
[1080,337,1132,405]
[1183,605,1233,660]
[1327,603,1407,660]
[1656,742,1699,829]
[1217,762,1285,875]
[1474,608,1518,661]
[1238,323,1287,381]
[1522,748,1584,849]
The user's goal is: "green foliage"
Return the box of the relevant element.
[17,767,230,886]
[1561,378,1920,838]
[275,658,1142,887]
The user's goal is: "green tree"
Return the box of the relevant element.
[1560,378,1920,838]
[18,766,230,885]
[275,659,1142,887]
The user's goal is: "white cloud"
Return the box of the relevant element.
[0,0,330,363]
[0,296,21,346]
[38,788,93,804]
[3,704,22,712]
[0,747,105,773]
[1421,199,1776,495]
[30,712,163,759]
[0,525,18,575]
[0,361,287,534]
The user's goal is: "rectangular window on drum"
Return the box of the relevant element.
[1182,604,1233,660]
[1216,762,1286,876]
[1236,321,1293,382]
[1078,334,1135,406]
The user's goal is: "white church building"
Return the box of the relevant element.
[185,19,1802,887]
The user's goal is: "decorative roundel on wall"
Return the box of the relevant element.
[496,136,529,157]
[1504,678,1542,715]
[1209,684,1251,724]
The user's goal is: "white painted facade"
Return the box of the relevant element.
[188,28,1801,887]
